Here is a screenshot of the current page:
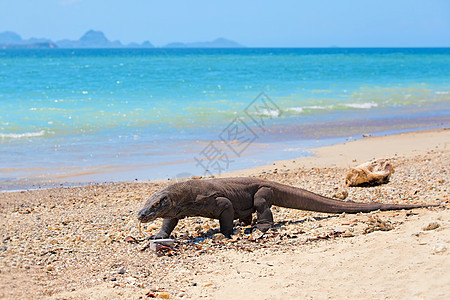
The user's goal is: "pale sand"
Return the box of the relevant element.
[0,128,448,299]
[225,128,450,175]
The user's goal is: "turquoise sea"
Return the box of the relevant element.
[1,48,449,189]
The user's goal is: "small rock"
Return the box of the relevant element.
[204,283,213,287]
[117,267,126,274]
[422,222,440,231]
[213,233,225,241]
[177,292,186,298]
[433,244,447,254]
[46,265,54,272]
[362,133,372,138]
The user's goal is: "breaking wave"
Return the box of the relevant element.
[0,130,46,140]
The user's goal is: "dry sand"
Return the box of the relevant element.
[0,128,448,299]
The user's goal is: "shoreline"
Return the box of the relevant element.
[1,126,448,192]
[223,127,450,177]
[0,126,448,298]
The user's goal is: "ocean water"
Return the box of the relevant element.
[0,48,449,189]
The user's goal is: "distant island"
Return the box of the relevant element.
[0,30,243,49]
[164,38,242,48]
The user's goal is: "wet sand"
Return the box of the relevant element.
[0,128,448,299]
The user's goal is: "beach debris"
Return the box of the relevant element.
[332,189,349,200]
[138,220,145,237]
[364,215,394,233]
[422,222,440,231]
[124,236,138,243]
[362,133,372,138]
[145,291,157,298]
[140,239,175,254]
[345,159,394,187]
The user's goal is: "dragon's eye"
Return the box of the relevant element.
[153,196,167,207]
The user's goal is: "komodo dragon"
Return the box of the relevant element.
[137,177,438,238]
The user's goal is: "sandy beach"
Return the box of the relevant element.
[0,128,448,299]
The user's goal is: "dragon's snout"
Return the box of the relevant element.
[137,208,153,223]
[137,209,145,220]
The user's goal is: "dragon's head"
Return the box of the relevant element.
[137,189,173,223]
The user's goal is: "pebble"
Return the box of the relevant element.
[157,291,170,299]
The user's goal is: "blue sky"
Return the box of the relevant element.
[0,0,449,47]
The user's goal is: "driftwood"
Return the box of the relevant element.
[345,159,394,187]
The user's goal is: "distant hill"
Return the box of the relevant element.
[0,31,56,49]
[0,30,241,49]
[56,30,125,48]
[164,38,242,48]
[0,31,22,44]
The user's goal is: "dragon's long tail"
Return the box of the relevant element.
[270,182,439,214]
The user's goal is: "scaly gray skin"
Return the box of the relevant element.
[137,177,438,238]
